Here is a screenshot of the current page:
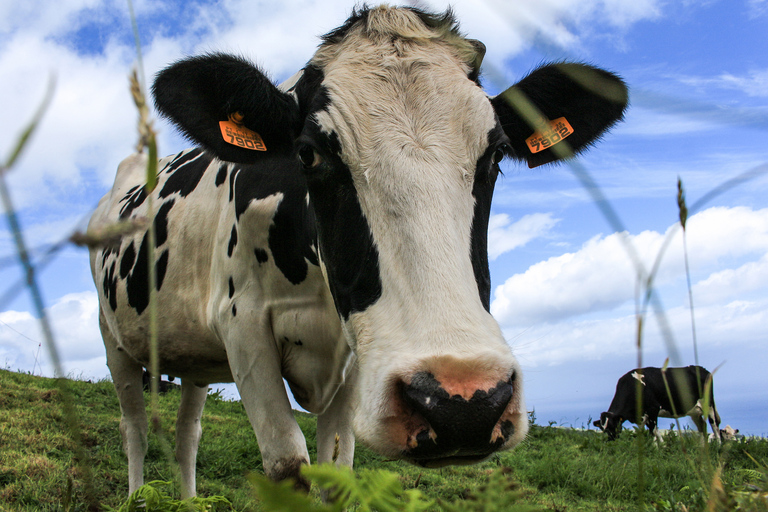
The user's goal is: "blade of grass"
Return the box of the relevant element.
[1,78,99,509]
[126,0,180,491]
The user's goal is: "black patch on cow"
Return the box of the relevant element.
[101,243,118,269]
[158,148,211,199]
[215,164,228,187]
[254,248,269,264]
[231,304,237,317]
[103,260,118,311]
[156,249,169,291]
[119,150,205,221]
[228,277,235,298]
[158,151,184,175]
[299,115,382,319]
[229,155,318,286]
[119,185,148,219]
[155,199,174,247]
[168,149,187,166]
[126,233,151,314]
[125,218,172,316]
[267,194,318,284]
[327,130,342,157]
[292,65,325,121]
[469,126,504,311]
[227,225,238,257]
[120,242,136,280]
[294,340,303,346]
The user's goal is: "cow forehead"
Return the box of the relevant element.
[308,9,495,178]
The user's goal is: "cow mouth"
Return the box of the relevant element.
[402,419,515,466]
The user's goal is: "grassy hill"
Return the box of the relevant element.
[1,368,766,511]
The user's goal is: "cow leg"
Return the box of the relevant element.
[317,363,357,469]
[226,329,311,490]
[708,402,722,442]
[646,415,663,444]
[690,411,707,438]
[176,380,208,498]
[101,314,147,495]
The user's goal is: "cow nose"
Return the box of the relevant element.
[401,371,515,464]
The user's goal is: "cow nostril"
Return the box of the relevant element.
[401,372,445,415]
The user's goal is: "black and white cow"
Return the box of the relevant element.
[593,366,721,442]
[90,5,627,497]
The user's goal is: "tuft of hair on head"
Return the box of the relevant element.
[314,5,481,73]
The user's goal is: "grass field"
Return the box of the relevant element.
[1,368,766,511]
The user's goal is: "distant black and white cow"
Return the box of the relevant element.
[141,371,179,394]
[90,5,627,497]
[593,366,721,442]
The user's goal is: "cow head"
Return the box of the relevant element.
[594,412,623,440]
[152,6,627,466]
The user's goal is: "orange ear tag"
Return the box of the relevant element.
[219,113,267,151]
[525,117,573,154]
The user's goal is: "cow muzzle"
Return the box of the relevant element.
[398,370,517,466]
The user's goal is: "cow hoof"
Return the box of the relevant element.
[268,457,310,493]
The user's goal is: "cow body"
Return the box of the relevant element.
[90,5,627,497]
[594,366,721,442]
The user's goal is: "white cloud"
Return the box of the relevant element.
[679,69,768,98]
[0,291,106,379]
[716,69,768,97]
[491,230,649,326]
[491,206,768,327]
[693,252,768,305]
[748,0,768,17]
[488,212,559,260]
[476,0,661,55]
[620,107,724,136]
[0,35,139,204]
[508,294,768,369]
[0,0,669,214]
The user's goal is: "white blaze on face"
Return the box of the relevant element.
[312,11,498,349]
[309,8,526,456]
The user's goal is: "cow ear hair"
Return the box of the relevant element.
[491,62,628,168]
[152,53,301,164]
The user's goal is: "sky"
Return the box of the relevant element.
[1,0,767,437]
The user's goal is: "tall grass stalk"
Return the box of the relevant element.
[677,179,699,369]
[1,79,99,508]
[126,0,182,490]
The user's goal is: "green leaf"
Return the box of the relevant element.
[248,473,333,512]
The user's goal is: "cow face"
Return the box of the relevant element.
[153,6,627,466]
[595,412,623,440]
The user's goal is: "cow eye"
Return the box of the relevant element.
[492,145,508,165]
[298,146,322,169]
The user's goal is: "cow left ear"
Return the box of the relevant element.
[153,53,302,164]
[491,62,628,168]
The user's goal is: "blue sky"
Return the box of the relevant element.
[1,0,767,437]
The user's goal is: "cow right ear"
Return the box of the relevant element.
[152,53,302,164]
[491,62,628,168]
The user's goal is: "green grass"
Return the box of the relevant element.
[1,368,766,511]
